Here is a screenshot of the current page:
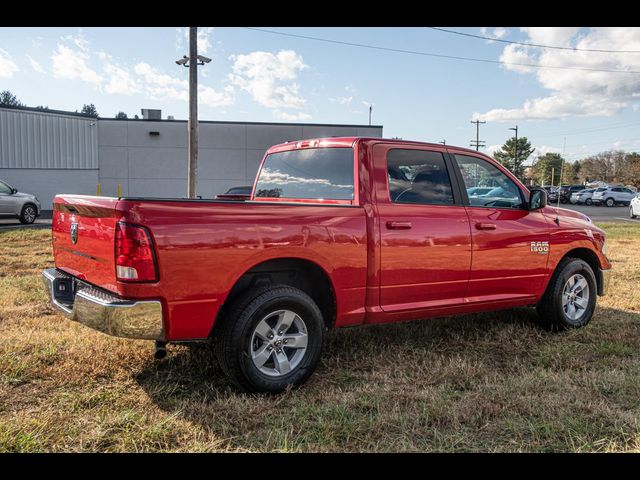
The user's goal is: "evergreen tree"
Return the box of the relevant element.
[493,136,535,181]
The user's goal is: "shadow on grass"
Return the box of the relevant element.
[133,305,640,451]
[134,307,544,404]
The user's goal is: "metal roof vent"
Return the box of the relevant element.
[141,109,161,120]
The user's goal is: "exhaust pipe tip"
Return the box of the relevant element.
[154,341,167,360]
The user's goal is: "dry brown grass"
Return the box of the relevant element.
[1,224,639,452]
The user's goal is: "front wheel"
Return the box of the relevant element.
[215,285,324,393]
[605,197,615,207]
[631,206,637,219]
[536,257,597,331]
[585,198,593,206]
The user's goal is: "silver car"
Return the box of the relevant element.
[0,180,41,224]
[592,186,637,207]
[570,188,596,205]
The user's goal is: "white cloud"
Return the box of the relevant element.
[26,54,45,74]
[475,27,640,122]
[104,63,140,95]
[0,48,18,78]
[199,84,234,108]
[533,145,562,159]
[480,27,510,43]
[331,96,353,105]
[273,110,312,121]
[485,144,502,156]
[134,62,234,107]
[51,43,102,86]
[492,27,508,39]
[176,27,215,54]
[229,50,308,109]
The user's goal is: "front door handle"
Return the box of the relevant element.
[475,222,497,230]
[386,221,412,230]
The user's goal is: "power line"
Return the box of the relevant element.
[243,27,640,75]
[428,27,640,54]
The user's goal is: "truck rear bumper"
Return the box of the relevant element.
[42,268,164,341]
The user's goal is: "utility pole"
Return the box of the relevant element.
[470,120,486,151]
[509,125,518,173]
[187,27,198,199]
[176,28,211,199]
[368,104,372,126]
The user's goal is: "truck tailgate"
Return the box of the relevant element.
[52,195,121,293]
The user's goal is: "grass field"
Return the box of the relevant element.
[1,224,639,452]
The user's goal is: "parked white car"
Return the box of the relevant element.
[592,186,636,207]
[570,188,596,205]
[630,193,640,219]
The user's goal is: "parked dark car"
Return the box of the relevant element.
[215,185,252,201]
[559,185,586,204]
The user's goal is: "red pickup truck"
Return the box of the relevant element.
[43,137,611,393]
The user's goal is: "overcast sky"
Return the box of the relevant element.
[1,27,639,164]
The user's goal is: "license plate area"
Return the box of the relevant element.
[52,276,76,307]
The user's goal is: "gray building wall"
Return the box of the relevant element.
[0,107,99,207]
[0,106,383,207]
[98,120,383,199]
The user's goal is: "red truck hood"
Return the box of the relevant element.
[543,205,592,223]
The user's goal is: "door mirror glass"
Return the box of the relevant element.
[529,188,547,210]
[11,188,17,194]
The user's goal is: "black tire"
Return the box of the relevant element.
[630,206,637,219]
[214,285,324,393]
[536,257,597,331]
[19,204,37,224]
[585,198,593,206]
[605,197,615,207]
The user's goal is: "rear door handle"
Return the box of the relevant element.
[386,221,412,230]
[475,222,497,230]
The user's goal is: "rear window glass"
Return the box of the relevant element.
[254,147,354,200]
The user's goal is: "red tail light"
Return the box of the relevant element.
[115,222,158,282]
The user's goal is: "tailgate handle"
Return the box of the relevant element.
[475,222,497,230]
[386,221,412,230]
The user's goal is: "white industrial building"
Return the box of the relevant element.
[0,106,383,208]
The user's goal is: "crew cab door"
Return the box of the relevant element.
[449,152,550,302]
[373,144,472,312]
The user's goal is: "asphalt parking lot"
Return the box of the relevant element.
[560,203,640,223]
[0,210,52,230]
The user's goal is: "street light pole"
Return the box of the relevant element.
[187,27,198,199]
[509,125,518,173]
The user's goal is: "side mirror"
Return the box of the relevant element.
[11,188,17,194]
[529,188,547,210]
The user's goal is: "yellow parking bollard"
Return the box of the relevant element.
[117,183,122,197]
[96,182,101,196]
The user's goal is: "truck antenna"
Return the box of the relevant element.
[555,137,566,224]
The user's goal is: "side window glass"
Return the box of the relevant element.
[454,154,524,209]
[0,182,12,195]
[387,149,454,205]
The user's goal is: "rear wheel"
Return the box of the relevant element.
[19,204,37,224]
[605,197,615,207]
[585,198,593,206]
[214,285,324,393]
[536,257,597,331]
